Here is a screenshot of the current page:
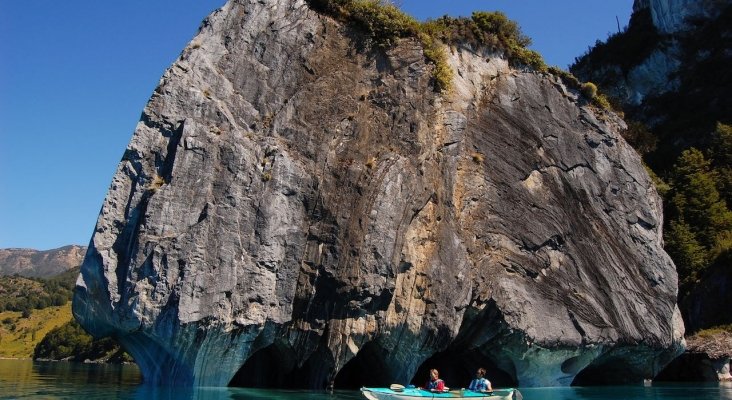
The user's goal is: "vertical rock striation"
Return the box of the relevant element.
[73,0,683,387]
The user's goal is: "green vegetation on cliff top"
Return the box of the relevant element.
[304,0,610,109]
[306,0,552,91]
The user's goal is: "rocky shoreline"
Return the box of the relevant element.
[657,331,732,382]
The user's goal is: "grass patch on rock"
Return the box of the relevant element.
[305,1,618,113]
[306,0,550,91]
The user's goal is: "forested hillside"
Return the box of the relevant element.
[0,265,130,362]
[33,319,132,363]
[0,268,77,313]
[0,304,71,358]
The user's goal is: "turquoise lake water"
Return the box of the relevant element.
[1,359,731,399]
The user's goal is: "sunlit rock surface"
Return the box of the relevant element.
[73,0,683,388]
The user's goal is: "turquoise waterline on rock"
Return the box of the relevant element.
[0,360,731,400]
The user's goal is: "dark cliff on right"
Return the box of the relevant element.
[572,0,732,381]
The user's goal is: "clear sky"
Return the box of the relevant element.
[0,0,633,250]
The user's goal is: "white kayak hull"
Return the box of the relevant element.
[361,387,518,400]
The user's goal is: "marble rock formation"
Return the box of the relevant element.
[73,0,684,388]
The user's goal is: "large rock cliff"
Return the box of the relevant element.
[73,0,684,388]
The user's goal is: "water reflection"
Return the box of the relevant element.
[519,384,732,400]
[33,359,142,386]
[0,360,362,400]
[0,359,731,400]
[0,360,137,398]
[133,386,363,400]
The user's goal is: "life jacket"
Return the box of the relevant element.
[469,377,490,391]
[426,378,445,391]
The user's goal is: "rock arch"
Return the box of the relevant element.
[412,349,517,389]
[229,341,304,388]
[333,341,394,389]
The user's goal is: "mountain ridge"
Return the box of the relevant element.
[0,245,86,278]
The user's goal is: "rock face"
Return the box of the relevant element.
[0,245,86,277]
[634,0,726,34]
[573,0,729,105]
[73,0,684,388]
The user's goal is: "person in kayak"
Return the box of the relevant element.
[467,368,493,393]
[423,369,446,392]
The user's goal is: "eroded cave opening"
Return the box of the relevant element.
[571,351,648,385]
[572,362,624,385]
[229,341,312,389]
[333,341,392,389]
[412,350,516,389]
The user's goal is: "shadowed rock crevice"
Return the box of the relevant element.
[654,352,716,382]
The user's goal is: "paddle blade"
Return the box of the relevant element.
[389,384,405,392]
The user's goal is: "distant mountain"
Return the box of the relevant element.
[0,245,86,278]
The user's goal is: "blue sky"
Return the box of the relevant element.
[0,0,633,250]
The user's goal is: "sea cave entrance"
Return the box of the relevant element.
[412,350,516,389]
[229,341,311,389]
[571,349,655,385]
[333,341,393,389]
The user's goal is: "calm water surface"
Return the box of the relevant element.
[1,359,731,399]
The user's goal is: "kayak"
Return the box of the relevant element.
[361,387,521,400]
